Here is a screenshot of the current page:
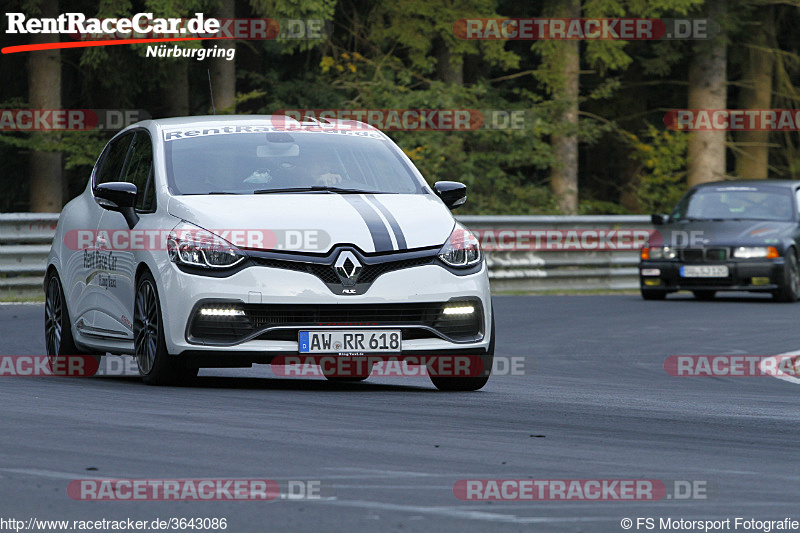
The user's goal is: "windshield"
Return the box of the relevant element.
[671,187,795,222]
[164,130,426,195]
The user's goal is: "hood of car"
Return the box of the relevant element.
[656,220,796,248]
[167,193,455,254]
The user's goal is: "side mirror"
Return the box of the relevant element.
[95,182,139,228]
[433,181,467,209]
[651,213,669,226]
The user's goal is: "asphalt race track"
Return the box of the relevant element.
[1,294,799,532]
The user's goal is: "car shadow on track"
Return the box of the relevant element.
[91,374,441,393]
[646,292,778,304]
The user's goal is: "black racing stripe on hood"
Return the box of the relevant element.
[365,195,407,250]
[342,195,394,252]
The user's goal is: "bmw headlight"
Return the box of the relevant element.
[732,246,779,259]
[661,246,677,260]
[438,223,481,268]
[642,246,675,260]
[167,223,246,269]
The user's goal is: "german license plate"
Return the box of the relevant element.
[298,330,401,354]
[680,265,729,278]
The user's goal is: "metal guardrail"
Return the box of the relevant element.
[0,213,651,297]
[456,215,651,292]
[0,214,59,295]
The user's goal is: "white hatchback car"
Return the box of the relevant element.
[45,116,493,390]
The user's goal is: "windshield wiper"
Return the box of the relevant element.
[185,191,243,195]
[253,186,383,195]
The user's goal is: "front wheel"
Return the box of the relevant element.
[45,272,82,374]
[774,250,800,302]
[134,271,198,385]
[429,314,494,392]
[641,289,667,301]
[692,290,716,301]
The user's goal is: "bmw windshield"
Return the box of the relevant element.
[671,187,795,222]
[163,129,426,195]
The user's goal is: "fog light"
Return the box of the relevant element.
[199,307,246,317]
[644,279,662,286]
[641,268,661,277]
[751,277,770,286]
[442,305,475,315]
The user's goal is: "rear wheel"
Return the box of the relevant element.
[774,249,800,302]
[134,271,198,385]
[429,314,494,392]
[692,290,716,301]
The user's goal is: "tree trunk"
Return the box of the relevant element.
[434,36,463,85]
[28,0,62,212]
[549,0,580,214]
[687,0,727,186]
[210,0,236,113]
[736,7,774,179]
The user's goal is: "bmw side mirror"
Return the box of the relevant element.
[433,181,467,209]
[651,214,669,226]
[95,182,139,228]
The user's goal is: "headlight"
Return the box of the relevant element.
[438,223,481,268]
[644,247,675,260]
[645,247,662,260]
[733,246,779,259]
[167,223,246,269]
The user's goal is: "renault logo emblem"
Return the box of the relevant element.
[334,251,362,286]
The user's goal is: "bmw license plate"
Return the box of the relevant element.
[679,265,729,278]
[299,330,401,354]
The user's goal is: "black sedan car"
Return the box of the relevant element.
[640,180,800,301]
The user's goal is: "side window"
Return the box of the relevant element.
[795,189,800,215]
[95,132,135,187]
[123,132,156,212]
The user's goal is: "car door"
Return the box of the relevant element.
[69,131,135,337]
[93,130,156,339]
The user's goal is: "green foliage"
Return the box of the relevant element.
[628,125,688,213]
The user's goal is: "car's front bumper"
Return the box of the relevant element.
[639,258,785,292]
[155,260,492,361]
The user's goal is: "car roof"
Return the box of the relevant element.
[692,179,800,191]
[136,114,381,135]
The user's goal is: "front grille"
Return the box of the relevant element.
[680,249,704,262]
[251,255,435,288]
[679,248,728,262]
[188,301,483,345]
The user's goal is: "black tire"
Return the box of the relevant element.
[45,272,81,374]
[429,313,494,392]
[641,289,667,300]
[134,271,198,385]
[692,290,716,301]
[774,249,800,302]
